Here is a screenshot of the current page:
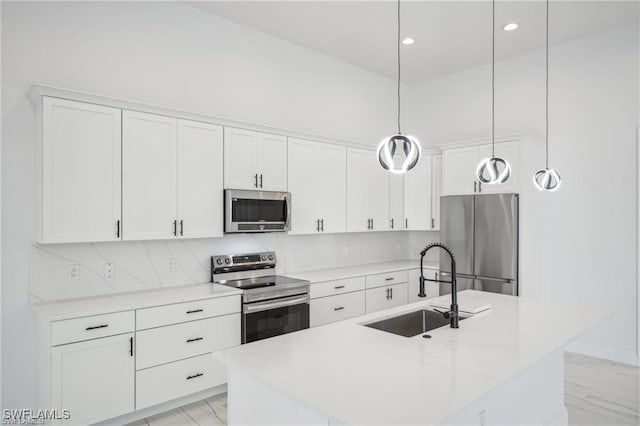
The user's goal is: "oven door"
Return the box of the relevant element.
[242,293,310,344]
[225,190,291,233]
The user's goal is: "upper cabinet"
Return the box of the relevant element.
[389,174,405,230]
[431,154,443,230]
[39,97,122,243]
[403,154,433,231]
[347,148,389,232]
[288,138,346,234]
[442,141,519,196]
[123,111,223,240]
[224,127,287,191]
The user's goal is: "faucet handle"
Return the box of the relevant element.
[433,308,451,319]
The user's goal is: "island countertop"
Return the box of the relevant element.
[217,290,608,425]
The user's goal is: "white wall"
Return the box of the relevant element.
[407,23,639,364]
[0,1,408,409]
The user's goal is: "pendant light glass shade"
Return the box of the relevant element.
[476,0,511,185]
[377,134,421,174]
[378,0,421,174]
[534,0,562,192]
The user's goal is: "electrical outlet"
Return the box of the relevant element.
[104,263,115,279]
[68,265,80,281]
[168,259,176,273]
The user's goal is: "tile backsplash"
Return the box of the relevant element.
[31,231,439,302]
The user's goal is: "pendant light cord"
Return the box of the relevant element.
[397,0,402,135]
[491,0,495,156]
[545,0,550,169]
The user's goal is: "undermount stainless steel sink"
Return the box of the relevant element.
[364,309,467,337]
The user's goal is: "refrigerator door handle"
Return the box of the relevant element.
[474,276,512,283]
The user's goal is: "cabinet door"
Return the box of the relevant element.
[365,283,408,313]
[404,154,432,230]
[407,269,439,304]
[224,127,259,190]
[368,152,390,232]
[123,111,177,240]
[389,174,405,230]
[318,143,347,233]
[41,97,122,243]
[51,333,134,425]
[258,133,288,191]
[178,120,223,239]
[476,142,519,194]
[346,148,373,232]
[442,146,478,195]
[431,155,443,230]
[288,138,319,235]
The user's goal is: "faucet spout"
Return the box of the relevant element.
[419,242,459,329]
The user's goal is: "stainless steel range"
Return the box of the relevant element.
[211,251,310,344]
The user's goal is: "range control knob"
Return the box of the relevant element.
[216,258,223,265]
[268,255,274,261]
[261,255,267,261]
[224,258,231,265]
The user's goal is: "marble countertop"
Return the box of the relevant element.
[32,283,242,321]
[287,259,438,283]
[217,290,608,425]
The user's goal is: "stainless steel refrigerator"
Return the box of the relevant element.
[439,194,518,296]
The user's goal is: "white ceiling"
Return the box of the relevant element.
[188,1,638,84]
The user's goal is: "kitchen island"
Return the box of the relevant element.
[217,290,608,425]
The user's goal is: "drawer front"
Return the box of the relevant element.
[365,270,409,289]
[136,314,241,370]
[136,353,225,410]
[310,277,366,299]
[136,296,240,330]
[310,291,365,327]
[51,311,134,346]
[365,282,408,314]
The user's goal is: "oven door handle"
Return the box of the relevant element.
[243,294,309,314]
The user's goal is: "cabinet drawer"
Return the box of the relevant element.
[310,277,365,299]
[51,311,134,346]
[365,283,408,314]
[365,270,409,289]
[310,291,365,327]
[136,353,226,410]
[136,296,240,330]
[136,314,240,370]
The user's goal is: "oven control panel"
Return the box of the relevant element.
[211,251,276,274]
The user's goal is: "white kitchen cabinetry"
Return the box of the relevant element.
[404,154,432,230]
[431,155,442,230]
[51,333,134,425]
[178,120,224,238]
[442,142,519,196]
[123,111,223,240]
[288,138,346,234]
[365,283,408,313]
[389,174,405,230]
[407,268,439,304]
[224,127,287,191]
[347,148,389,232]
[38,97,122,243]
[310,291,366,327]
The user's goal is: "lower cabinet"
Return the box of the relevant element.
[407,268,440,304]
[51,333,134,425]
[365,283,408,313]
[136,353,227,410]
[310,291,366,327]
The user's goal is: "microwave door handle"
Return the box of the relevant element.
[284,196,291,229]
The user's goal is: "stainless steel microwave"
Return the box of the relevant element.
[224,190,291,233]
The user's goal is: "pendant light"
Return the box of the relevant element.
[377,0,421,174]
[476,0,511,185]
[533,0,562,192]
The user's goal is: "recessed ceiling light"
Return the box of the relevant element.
[401,37,415,45]
[502,22,519,31]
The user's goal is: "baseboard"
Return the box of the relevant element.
[567,341,639,366]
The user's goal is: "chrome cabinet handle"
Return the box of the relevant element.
[173,220,177,236]
[260,174,263,188]
[186,373,203,380]
[186,337,204,343]
[180,220,184,236]
[186,309,203,314]
[116,220,121,238]
[334,307,344,311]
[85,324,108,331]
[320,219,324,232]
[254,174,258,188]
[316,219,320,232]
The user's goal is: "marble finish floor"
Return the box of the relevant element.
[129,352,639,425]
